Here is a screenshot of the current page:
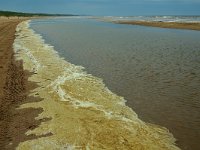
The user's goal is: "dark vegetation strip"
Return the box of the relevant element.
[0,10,77,17]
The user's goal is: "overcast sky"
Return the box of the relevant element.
[0,0,200,16]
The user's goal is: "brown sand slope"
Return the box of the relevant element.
[0,18,47,149]
[114,20,200,31]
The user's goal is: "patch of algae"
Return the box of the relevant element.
[13,21,180,150]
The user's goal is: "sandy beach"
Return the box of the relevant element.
[0,18,45,149]
[114,20,200,31]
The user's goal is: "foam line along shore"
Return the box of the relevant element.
[12,20,181,149]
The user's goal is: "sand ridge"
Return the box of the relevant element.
[114,20,200,31]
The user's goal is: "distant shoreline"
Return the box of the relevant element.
[113,20,200,31]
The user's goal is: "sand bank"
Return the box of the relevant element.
[114,20,200,31]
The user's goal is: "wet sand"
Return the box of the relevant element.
[114,20,200,31]
[0,18,47,149]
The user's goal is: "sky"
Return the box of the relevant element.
[0,0,200,16]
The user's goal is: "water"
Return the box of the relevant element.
[30,17,200,150]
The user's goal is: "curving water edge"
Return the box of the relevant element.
[13,20,180,150]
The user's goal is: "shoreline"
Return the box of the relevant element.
[1,18,180,149]
[113,20,200,31]
[14,20,180,149]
